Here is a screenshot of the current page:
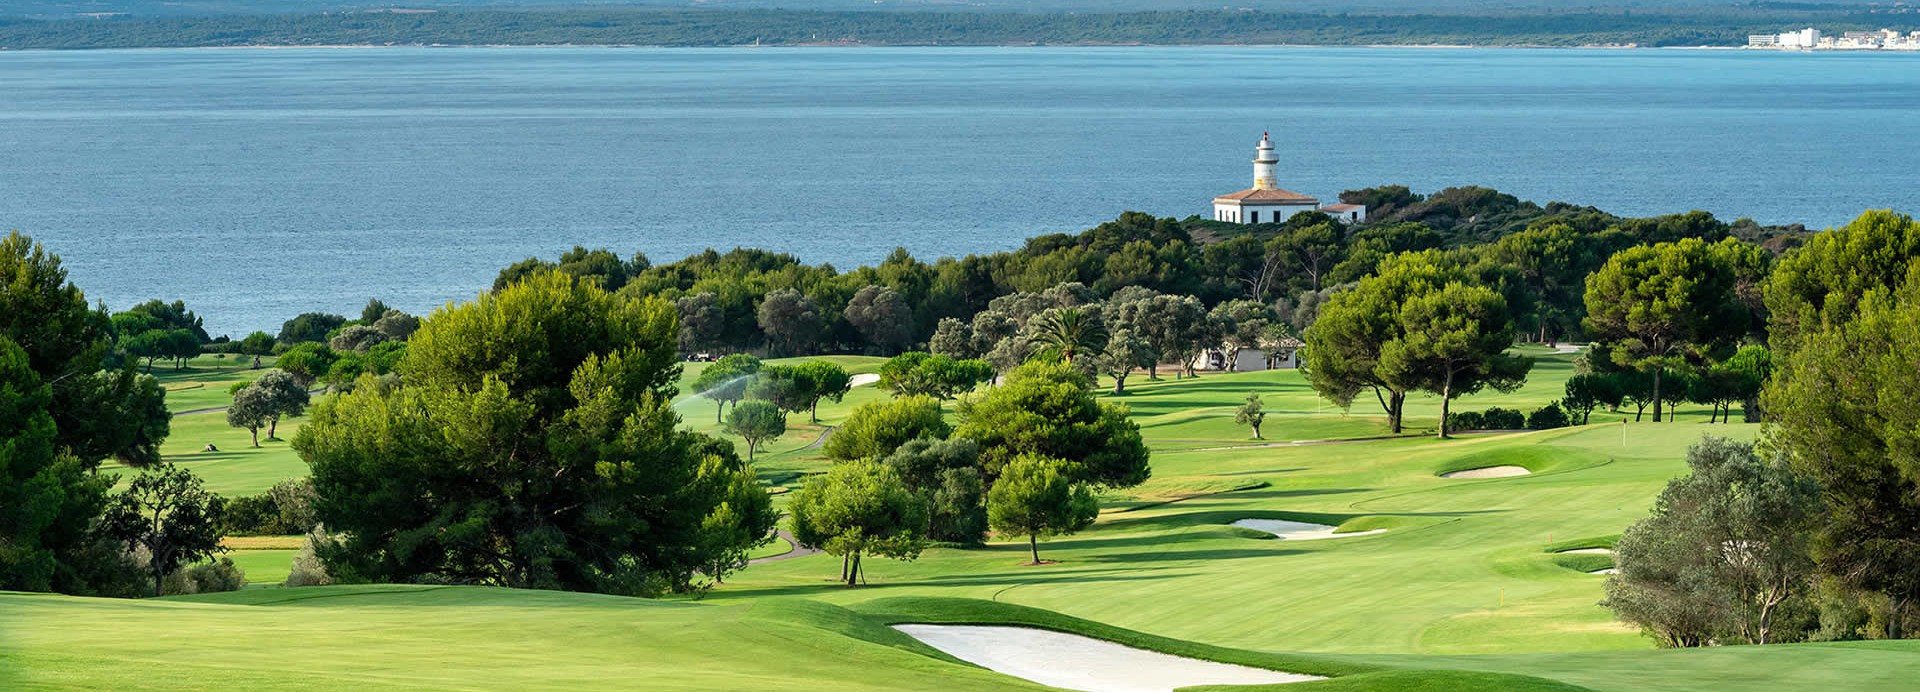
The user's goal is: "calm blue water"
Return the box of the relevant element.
[2,46,1917,335]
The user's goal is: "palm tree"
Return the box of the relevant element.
[1028,307,1109,366]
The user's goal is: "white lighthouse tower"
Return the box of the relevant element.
[1252,132,1279,191]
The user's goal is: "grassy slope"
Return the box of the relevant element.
[0,586,1050,691]
[18,348,1915,690]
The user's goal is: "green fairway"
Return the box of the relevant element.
[225,549,297,585]
[15,349,1902,691]
[160,410,309,497]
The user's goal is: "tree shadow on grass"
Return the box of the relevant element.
[1210,487,1375,501]
[1017,532,1220,552]
[716,569,1197,599]
[1210,467,1308,476]
[1080,548,1305,564]
[165,450,268,464]
[1104,486,1375,515]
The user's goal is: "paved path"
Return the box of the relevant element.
[748,529,821,565]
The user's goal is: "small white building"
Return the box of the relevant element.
[1211,133,1365,225]
[1319,203,1366,224]
[1198,335,1305,372]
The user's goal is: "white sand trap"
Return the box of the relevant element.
[1440,465,1532,479]
[849,373,880,387]
[893,624,1321,692]
[1589,568,1617,575]
[1231,518,1386,541]
[1559,548,1612,555]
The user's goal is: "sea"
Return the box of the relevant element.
[2,46,1917,336]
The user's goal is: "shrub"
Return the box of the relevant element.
[1446,411,1486,432]
[1528,402,1571,430]
[220,494,281,536]
[285,527,335,587]
[220,479,319,536]
[267,478,318,534]
[163,557,247,595]
[1483,407,1526,430]
[328,325,390,353]
[1446,407,1526,432]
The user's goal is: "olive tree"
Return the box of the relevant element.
[101,463,227,597]
[756,288,820,356]
[1094,327,1153,395]
[843,284,915,354]
[1605,438,1821,646]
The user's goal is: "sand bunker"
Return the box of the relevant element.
[1231,518,1386,541]
[1589,568,1617,575]
[893,624,1321,692]
[1559,548,1612,555]
[1440,465,1531,479]
[849,373,880,387]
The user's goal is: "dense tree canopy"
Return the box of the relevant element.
[881,438,988,545]
[293,271,773,595]
[277,312,346,345]
[1583,237,1765,422]
[952,360,1148,489]
[1765,274,1920,638]
[824,395,951,462]
[1764,210,1920,355]
[1,232,167,596]
[877,351,994,400]
[1304,251,1475,433]
[1382,278,1531,438]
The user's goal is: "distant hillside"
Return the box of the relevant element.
[2,6,1916,49]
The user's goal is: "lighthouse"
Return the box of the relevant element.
[1252,132,1279,191]
[1211,132,1366,225]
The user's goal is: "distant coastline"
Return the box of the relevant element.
[3,7,1918,52]
[4,41,1896,53]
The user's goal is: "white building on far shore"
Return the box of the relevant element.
[1749,28,1821,48]
[1748,27,1919,50]
[1210,133,1365,225]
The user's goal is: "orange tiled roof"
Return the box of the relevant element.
[1214,188,1320,205]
